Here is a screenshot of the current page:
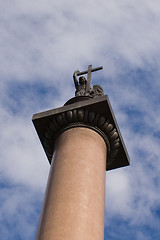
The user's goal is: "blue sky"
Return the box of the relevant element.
[0,0,160,239]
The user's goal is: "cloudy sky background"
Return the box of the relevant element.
[0,0,160,239]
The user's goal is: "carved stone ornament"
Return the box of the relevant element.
[44,108,120,168]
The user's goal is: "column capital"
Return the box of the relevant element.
[32,95,129,171]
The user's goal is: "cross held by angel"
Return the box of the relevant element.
[73,65,104,98]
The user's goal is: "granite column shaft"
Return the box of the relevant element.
[36,127,107,240]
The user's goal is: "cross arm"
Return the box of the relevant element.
[77,66,103,76]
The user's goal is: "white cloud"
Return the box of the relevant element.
[0,184,41,240]
[1,0,160,239]
[1,0,160,82]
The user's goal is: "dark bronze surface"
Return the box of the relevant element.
[32,95,130,171]
[76,66,103,76]
[73,65,104,97]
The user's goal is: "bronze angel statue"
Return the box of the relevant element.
[73,69,104,98]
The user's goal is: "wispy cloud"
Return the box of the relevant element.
[0,0,160,239]
[0,180,42,240]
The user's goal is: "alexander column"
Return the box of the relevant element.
[32,65,129,240]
